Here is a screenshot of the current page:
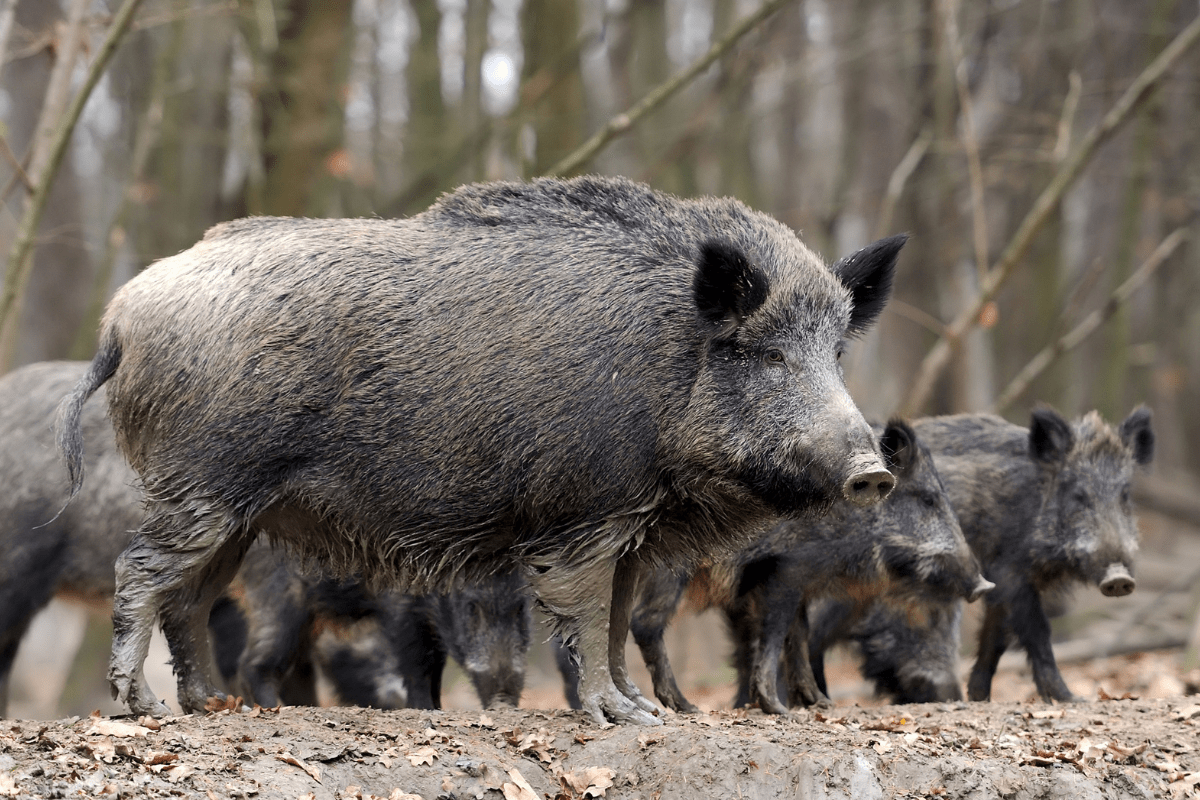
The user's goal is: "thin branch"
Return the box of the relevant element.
[990,228,1186,413]
[544,0,795,178]
[27,0,91,186]
[1052,70,1082,163]
[0,134,31,192]
[876,127,932,239]
[941,0,989,284]
[898,12,1200,416]
[885,299,947,337]
[0,0,147,345]
[0,0,17,73]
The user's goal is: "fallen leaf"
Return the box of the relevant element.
[502,768,538,800]
[136,716,162,731]
[205,695,242,713]
[516,729,555,762]
[637,732,660,749]
[405,746,438,766]
[164,764,195,784]
[88,718,151,738]
[0,774,18,798]
[477,714,495,729]
[388,791,424,800]
[277,752,322,783]
[871,738,892,755]
[1029,709,1063,720]
[1097,687,1137,701]
[341,786,362,799]
[1173,705,1200,722]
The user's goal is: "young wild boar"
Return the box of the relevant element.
[214,558,533,710]
[911,407,1154,702]
[559,421,990,715]
[0,362,141,715]
[808,596,964,704]
[60,176,904,725]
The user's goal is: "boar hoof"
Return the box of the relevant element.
[582,686,663,726]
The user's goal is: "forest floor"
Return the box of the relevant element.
[2,650,1199,800]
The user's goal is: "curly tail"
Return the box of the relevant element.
[56,330,122,502]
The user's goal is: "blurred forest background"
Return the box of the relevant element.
[1,0,1199,718]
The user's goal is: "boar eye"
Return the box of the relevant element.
[922,493,938,509]
[1073,488,1090,506]
[1120,486,1131,506]
[764,348,786,365]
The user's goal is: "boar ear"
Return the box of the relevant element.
[1029,406,1073,465]
[831,234,906,336]
[1120,405,1154,466]
[879,419,917,477]
[694,240,770,332]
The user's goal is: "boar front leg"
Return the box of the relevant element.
[528,555,661,726]
[967,600,1008,701]
[1009,583,1078,702]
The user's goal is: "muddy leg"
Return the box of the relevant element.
[608,557,658,715]
[527,556,660,726]
[160,532,251,713]
[109,508,243,717]
[967,601,1008,702]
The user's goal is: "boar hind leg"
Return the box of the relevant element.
[967,601,1008,701]
[528,556,660,726]
[159,531,250,713]
[109,510,245,717]
[1009,585,1077,703]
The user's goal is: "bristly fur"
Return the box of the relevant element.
[829,233,906,336]
[62,175,905,719]
[912,406,1153,703]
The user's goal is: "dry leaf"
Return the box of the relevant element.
[636,732,661,749]
[477,714,495,729]
[1173,705,1200,722]
[277,752,322,783]
[516,729,555,762]
[88,718,151,738]
[142,752,178,766]
[136,716,162,731]
[871,738,892,755]
[388,791,424,800]
[502,768,538,800]
[1097,687,1137,701]
[204,695,242,713]
[405,746,438,766]
[1029,709,1063,720]
[164,764,195,784]
[341,786,363,798]
[0,774,18,798]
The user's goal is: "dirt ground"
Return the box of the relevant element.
[1,650,1198,800]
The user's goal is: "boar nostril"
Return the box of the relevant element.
[843,468,894,507]
[1100,576,1135,597]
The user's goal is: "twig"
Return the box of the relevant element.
[941,0,989,284]
[0,134,31,192]
[898,12,1200,416]
[885,299,947,337]
[0,0,147,345]
[544,0,795,177]
[0,0,17,73]
[1052,70,1082,163]
[875,127,932,239]
[991,228,1186,412]
[27,0,91,187]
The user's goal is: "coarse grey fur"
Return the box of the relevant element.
[558,421,989,715]
[58,176,903,725]
[808,596,964,704]
[0,361,142,716]
[911,407,1154,703]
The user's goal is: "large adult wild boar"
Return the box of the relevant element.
[59,176,904,725]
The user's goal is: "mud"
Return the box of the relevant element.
[2,690,1198,799]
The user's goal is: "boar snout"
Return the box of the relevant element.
[842,453,894,507]
[1099,563,1135,597]
[968,576,995,602]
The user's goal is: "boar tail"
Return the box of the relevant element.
[56,331,122,504]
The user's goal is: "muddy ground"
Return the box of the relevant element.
[3,651,1199,800]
